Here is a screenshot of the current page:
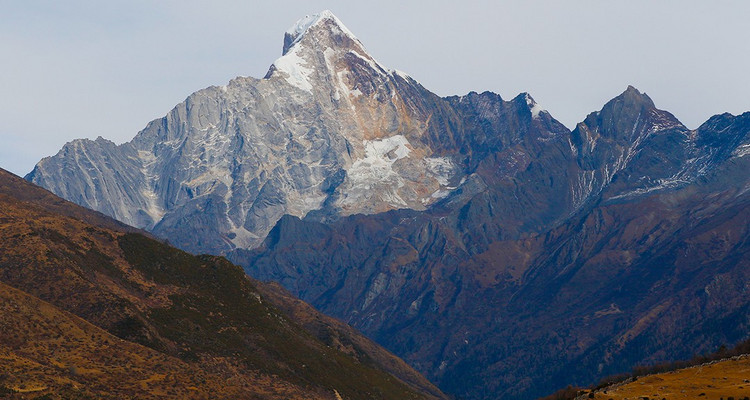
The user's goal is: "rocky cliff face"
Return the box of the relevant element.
[26,10,750,400]
[28,11,489,254]
[235,95,750,399]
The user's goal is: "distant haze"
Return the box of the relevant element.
[2,0,749,176]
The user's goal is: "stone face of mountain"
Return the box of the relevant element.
[24,9,750,400]
[0,168,446,399]
[28,11,492,254]
[236,100,750,399]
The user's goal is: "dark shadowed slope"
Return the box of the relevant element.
[238,94,750,399]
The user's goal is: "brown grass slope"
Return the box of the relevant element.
[0,280,268,399]
[540,339,750,400]
[0,168,444,399]
[256,281,445,399]
[585,356,750,400]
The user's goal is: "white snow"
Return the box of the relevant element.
[327,48,363,101]
[424,156,456,186]
[273,11,405,97]
[392,70,412,80]
[285,10,358,50]
[339,139,461,210]
[286,190,328,218]
[567,136,578,156]
[286,14,321,40]
[271,45,314,93]
[337,135,412,209]
[430,190,450,199]
[137,150,165,224]
[227,226,260,249]
[273,11,378,94]
[349,49,387,75]
[607,177,690,201]
[733,143,750,158]
[364,135,411,162]
[525,93,544,119]
[571,170,596,211]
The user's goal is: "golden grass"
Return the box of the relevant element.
[588,355,750,400]
[0,280,311,399]
[0,170,437,399]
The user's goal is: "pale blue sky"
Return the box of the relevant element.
[2,0,749,176]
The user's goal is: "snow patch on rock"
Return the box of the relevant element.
[271,45,314,93]
[337,135,412,210]
[525,93,544,119]
[137,150,165,224]
[733,143,750,158]
[424,157,455,186]
[285,10,358,50]
[228,226,260,249]
[368,135,411,160]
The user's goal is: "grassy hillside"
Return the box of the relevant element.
[587,355,750,400]
[541,339,750,400]
[0,280,282,399]
[0,168,443,399]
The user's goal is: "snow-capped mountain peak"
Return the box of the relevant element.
[282,10,359,55]
[269,10,388,94]
[27,11,476,253]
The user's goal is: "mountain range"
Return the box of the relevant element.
[25,10,749,400]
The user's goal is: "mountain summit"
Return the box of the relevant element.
[269,10,389,94]
[281,10,360,55]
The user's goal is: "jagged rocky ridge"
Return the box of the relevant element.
[26,10,750,400]
[237,93,750,399]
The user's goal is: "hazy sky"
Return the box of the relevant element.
[2,0,749,176]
